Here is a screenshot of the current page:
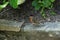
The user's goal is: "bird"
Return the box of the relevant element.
[29,16,40,25]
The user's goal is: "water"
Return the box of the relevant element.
[22,21,60,37]
[23,21,60,32]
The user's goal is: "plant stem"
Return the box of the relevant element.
[40,7,46,18]
[40,7,44,14]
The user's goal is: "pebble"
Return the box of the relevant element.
[48,34,54,37]
[4,38,7,40]
[0,34,6,37]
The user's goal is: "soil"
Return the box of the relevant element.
[0,0,60,40]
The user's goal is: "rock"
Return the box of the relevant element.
[4,38,7,40]
[46,18,51,22]
[0,34,6,40]
[48,34,54,37]
[0,34,6,38]
[0,19,24,32]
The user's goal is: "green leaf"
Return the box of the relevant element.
[35,6,40,10]
[35,4,41,10]
[9,0,25,9]
[9,0,18,8]
[42,12,46,18]
[32,0,38,6]
[0,2,9,10]
[17,0,25,5]
[42,0,51,8]
[50,0,55,2]
[50,11,56,15]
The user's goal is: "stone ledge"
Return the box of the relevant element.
[0,19,24,32]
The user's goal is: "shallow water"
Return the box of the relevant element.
[20,21,60,38]
[23,21,60,32]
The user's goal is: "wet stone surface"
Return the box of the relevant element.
[0,19,24,32]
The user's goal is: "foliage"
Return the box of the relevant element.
[32,0,55,18]
[50,11,56,15]
[0,2,9,10]
[0,0,25,10]
[9,0,25,8]
[32,0,55,10]
[9,0,18,8]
